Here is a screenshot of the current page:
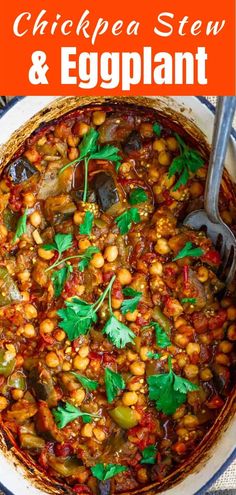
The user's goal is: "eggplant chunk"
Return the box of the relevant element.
[123,130,142,155]
[73,187,96,204]
[98,480,111,495]
[6,157,38,184]
[29,366,58,407]
[0,266,22,307]
[35,401,63,442]
[92,172,120,213]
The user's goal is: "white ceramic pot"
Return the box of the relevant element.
[0,96,235,495]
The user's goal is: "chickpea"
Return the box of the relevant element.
[176,427,189,438]
[166,136,179,151]
[18,270,31,284]
[172,404,186,420]
[137,468,148,483]
[153,138,166,152]
[186,343,200,356]
[218,340,233,353]
[29,211,42,228]
[23,323,36,338]
[73,211,84,225]
[79,239,91,251]
[117,268,132,285]
[215,354,230,366]
[221,297,232,309]
[196,167,207,179]
[221,210,232,225]
[23,192,36,208]
[149,261,163,276]
[54,329,66,342]
[227,306,236,321]
[11,389,24,400]
[183,414,199,429]
[139,346,149,361]
[104,245,118,263]
[71,388,86,405]
[227,324,236,341]
[111,298,122,310]
[92,111,106,126]
[130,361,145,376]
[184,364,199,379]
[140,122,153,138]
[197,266,209,283]
[174,334,190,349]
[24,303,37,319]
[122,391,138,406]
[199,333,212,345]
[127,377,143,391]
[38,247,54,260]
[189,181,204,198]
[68,147,79,161]
[125,310,138,322]
[40,318,54,334]
[154,238,170,255]
[0,396,8,411]
[90,253,104,269]
[78,345,90,358]
[67,134,79,147]
[20,291,30,301]
[45,352,60,368]
[158,151,171,166]
[0,179,10,193]
[200,368,213,381]
[81,423,93,437]
[113,310,122,321]
[127,350,138,362]
[93,427,106,442]
[176,353,189,368]
[119,162,132,175]
[74,122,90,137]
[148,165,160,182]
[73,356,89,371]
[62,361,72,371]
[175,317,188,329]
[0,225,7,240]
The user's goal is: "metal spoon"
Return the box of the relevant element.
[184,96,236,286]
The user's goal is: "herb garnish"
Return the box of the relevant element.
[103,315,135,349]
[153,122,162,137]
[57,275,116,340]
[147,351,161,360]
[71,372,99,391]
[129,188,148,205]
[52,402,100,428]
[145,321,171,348]
[78,246,100,272]
[91,463,127,481]
[147,357,199,415]
[13,209,28,242]
[59,128,121,201]
[168,133,204,191]
[79,211,94,235]
[181,298,196,304]
[173,241,204,261]
[44,233,73,271]
[104,367,125,403]
[51,264,73,297]
[140,445,157,464]
[115,208,140,235]
[121,287,142,314]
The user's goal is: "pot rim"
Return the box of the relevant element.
[0,95,235,495]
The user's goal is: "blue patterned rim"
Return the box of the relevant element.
[0,96,235,495]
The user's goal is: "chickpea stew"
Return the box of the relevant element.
[0,103,235,495]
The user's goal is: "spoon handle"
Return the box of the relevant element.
[205,96,236,223]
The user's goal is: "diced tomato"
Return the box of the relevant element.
[103,270,115,283]
[88,351,103,361]
[72,486,92,495]
[202,249,221,266]
[206,396,224,409]
[208,309,227,330]
[192,312,209,333]
[183,265,189,285]
[103,352,116,364]
[54,442,73,457]
[172,442,187,455]
[112,279,123,299]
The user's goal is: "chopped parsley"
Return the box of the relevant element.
[173,241,204,261]
[104,367,125,403]
[129,188,148,205]
[79,211,94,235]
[168,133,204,191]
[51,264,73,297]
[91,463,127,481]
[52,402,100,428]
[115,207,140,235]
[71,372,99,391]
[103,315,135,349]
[13,209,28,242]
[140,445,157,464]
[121,287,142,314]
[78,246,100,271]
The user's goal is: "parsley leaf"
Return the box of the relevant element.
[121,287,142,314]
[104,367,125,403]
[145,321,171,348]
[141,445,157,464]
[168,133,204,191]
[52,402,100,428]
[90,144,121,167]
[103,315,135,348]
[79,211,94,235]
[79,127,99,160]
[115,208,141,235]
[78,246,99,271]
[153,122,162,137]
[51,264,73,297]
[147,358,199,415]
[147,351,161,360]
[43,233,73,255]
[91,463,127,481]
[13,209,28,242]
[181,298,196,304]
[71,372,99,391]
[173,242,204,261]
[129,188,148,205]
